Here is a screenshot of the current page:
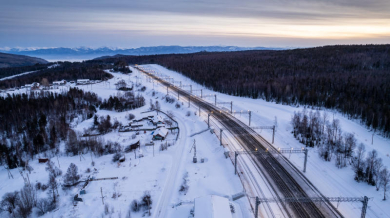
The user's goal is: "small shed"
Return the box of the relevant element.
[53,80,66,85]
[153,127,169,140]
[194,195,232,218]
[39,158,49,163]
[151,115,164,125]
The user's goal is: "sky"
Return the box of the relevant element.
[0,0,389,48]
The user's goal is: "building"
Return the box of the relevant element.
[32,82,40,88]
[130,122,143,128]
[153,127,169,140]
[194,195,232,218]
[53,80,66,86]
[150,115,164,125]
[77,79,90,84]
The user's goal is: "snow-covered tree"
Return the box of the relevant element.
[63,163,80,185]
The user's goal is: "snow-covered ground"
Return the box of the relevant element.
[135,64,390,218]
[1,63,389,218]
[0,68,249,218]
[0,70,39,81]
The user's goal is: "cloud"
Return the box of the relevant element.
[0,0,389,47]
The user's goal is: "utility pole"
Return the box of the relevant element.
[208,113,211,128]
[193,140,197,163]
[188,95,191,108]
[190,140,197,163]
[303,149,308,173]
[100,187,105,205]
[220,129,223,146]
[255,197,260,218]
[215,95,217,106]
[272,125,275,144]
[201,89,203,98]
[249,111,252,126]
[234,152,239,175]
[190,85,192,94]
[361,196,369,218]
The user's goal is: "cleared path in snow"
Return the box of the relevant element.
[152,107,189,218]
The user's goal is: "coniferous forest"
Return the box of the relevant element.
[0,61,113,89]
[0,87,145,169]
[102,44,390,137]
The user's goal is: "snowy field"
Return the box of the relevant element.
[134,64,390,218]
[0,69,250,218]
[0,63,389,218]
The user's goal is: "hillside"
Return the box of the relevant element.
[100,44,390,137]
[0,52,48,68]
[0,61,113,89]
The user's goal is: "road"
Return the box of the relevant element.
[137,66,343,218]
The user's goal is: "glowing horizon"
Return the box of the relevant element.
[1,0,389,48]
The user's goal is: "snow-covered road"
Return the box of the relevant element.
[152,112,189,218]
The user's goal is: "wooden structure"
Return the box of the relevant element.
[38,158,49,163]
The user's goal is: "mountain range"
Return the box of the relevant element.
[0,46,285,61]
[0,52,48,68]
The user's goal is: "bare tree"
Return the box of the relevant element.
[380,167,390,200]
[344,133,357,162]
[164,119,173,128]
[374,158,384,191]
[365,149,379,185]
[149,99,155,111]
[36,198,55,216]
[1,191,19,214]
[115,79,127,90]
[353,143,366,182]
[45,161,62,178]
[155,101,161,111]
[16,185,36,218]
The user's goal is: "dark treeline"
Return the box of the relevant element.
[0,88,100,169]
[0,63,51,79]
[102,44,390,137]
[111,60,132,73]
[100,91,145,112]
[0,61,113,89]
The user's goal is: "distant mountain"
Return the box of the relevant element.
[0,52,49,68]
[0,46,285,61]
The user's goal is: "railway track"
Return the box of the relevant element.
[136,66,343,218]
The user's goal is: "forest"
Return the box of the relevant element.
[291,109,390,199]
[101,44,390,137]
[0,88,100,169]
[0,63,51,79]
[0,86,147,170]
[0,61,113,89]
